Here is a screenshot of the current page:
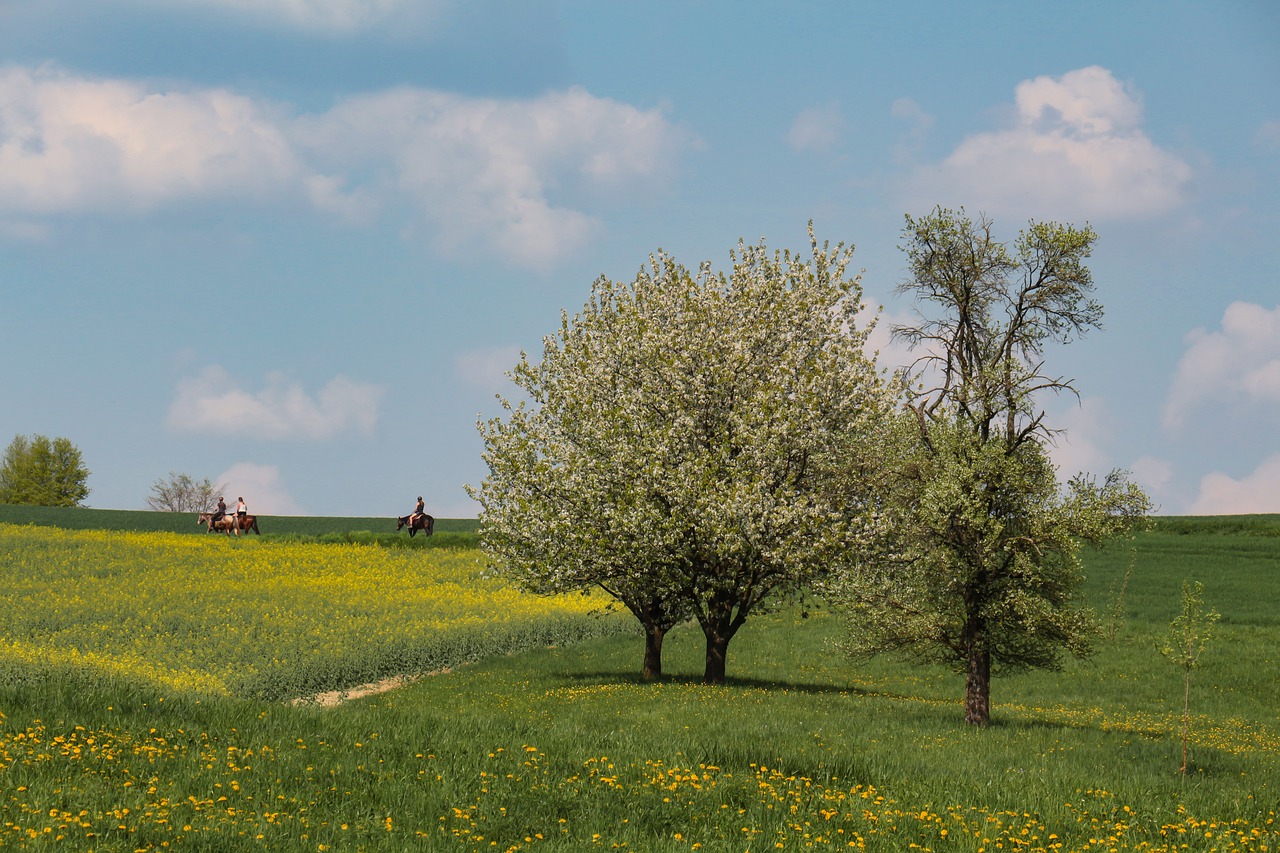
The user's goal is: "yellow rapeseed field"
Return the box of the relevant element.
[0,523,626,700]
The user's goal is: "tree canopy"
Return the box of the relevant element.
[830,207,1150,725]
[0,434,91,507]
[471,226,899,683]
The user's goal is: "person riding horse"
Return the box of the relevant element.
[198,510,261,535]
[397,497,434,537]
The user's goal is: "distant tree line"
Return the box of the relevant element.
[0,436,227,517]
[0,434,90,507]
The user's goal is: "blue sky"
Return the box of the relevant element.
[1,0,1277,518]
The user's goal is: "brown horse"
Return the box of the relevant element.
[197,512,261,536]
[396,513,435,537]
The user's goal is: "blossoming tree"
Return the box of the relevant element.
[470,226,899,683]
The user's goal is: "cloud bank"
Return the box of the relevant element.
[0,65,688,267]
[1188,454,1280,515]
[168,366,384,440]
[1163,301,1280,430]
[297,86,685,267]
[903,66,1192,220]
[0,66,299,214]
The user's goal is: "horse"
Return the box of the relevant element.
[197,512,261,536]
[396,513,435,537]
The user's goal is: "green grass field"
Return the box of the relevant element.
[0,503,480,535]
[0,513,1276,851]
[0,504,480,547]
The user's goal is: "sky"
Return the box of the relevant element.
[1,0,1277,519]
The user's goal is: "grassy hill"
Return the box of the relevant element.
[6,503,1276,538]
[1148,513,1280,536]
[0,503,479,536]
[0,510,1276,850]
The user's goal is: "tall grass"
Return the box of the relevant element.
[0,522,1276,851]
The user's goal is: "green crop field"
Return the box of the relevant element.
[0,504,480,547]
[0,514,1276,851]
[0,503,480,534]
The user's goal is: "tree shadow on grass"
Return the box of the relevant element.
[557,669,922,702]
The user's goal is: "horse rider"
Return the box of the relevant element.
[410,496,425,527]
[212,496,227,524]
[236,496,248,519]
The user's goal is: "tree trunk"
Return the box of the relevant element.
[699,590,744,685]
[964,643,991,726]
[642,622,665,681]
[703,632,728,685]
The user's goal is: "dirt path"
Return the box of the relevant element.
[291,670,448,707]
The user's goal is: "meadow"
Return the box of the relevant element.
[0,513,1276,852]
[0,504,480,548]
[0,504,480,535]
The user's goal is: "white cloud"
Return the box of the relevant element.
[214,462,305,515]
[304,173,378,222]
[890,97,932,130]
[1162,301,1280,430]
[903,66,1191,220]
[298,86,686,268]
[456,345,523,395]
[787,103,844,153]
[0,65,300,214]
[1255,120,1280,152]
[1188,454,1280,515]
[1129,456,1175,513]
[1129,456,1173,493]
[1046,396,1111,477]
[168,366,385,440]
[0,65,688,268]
